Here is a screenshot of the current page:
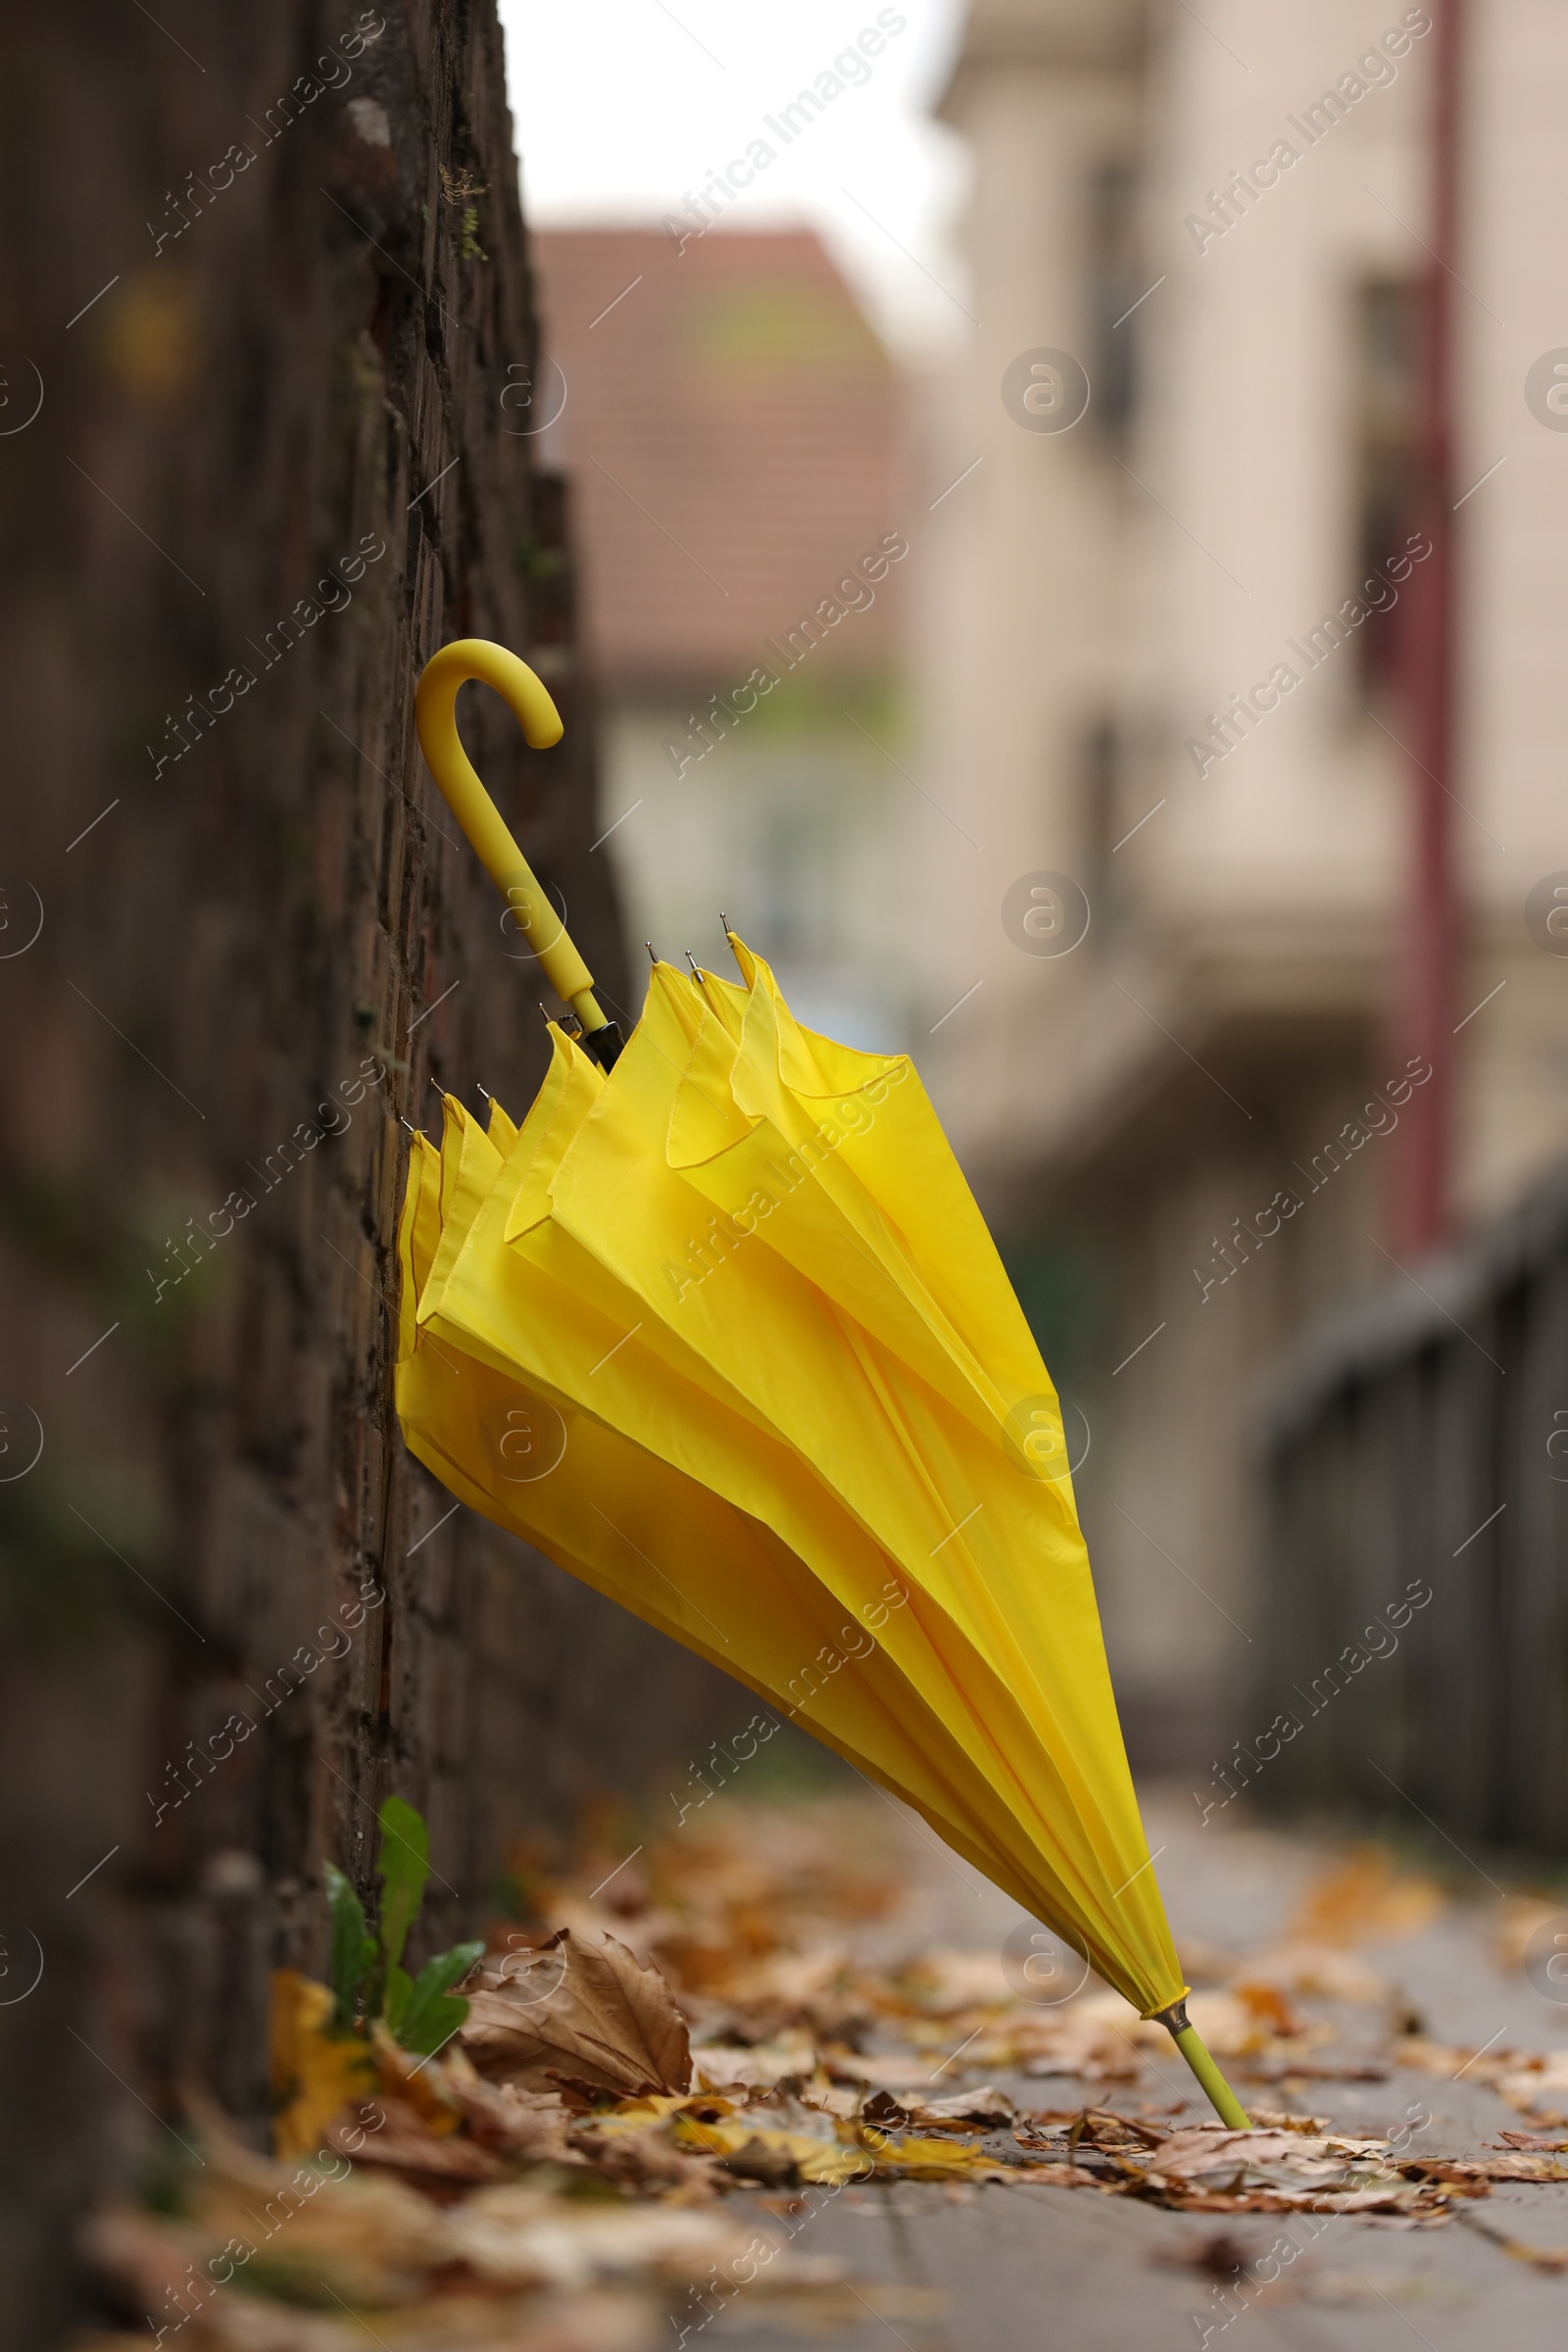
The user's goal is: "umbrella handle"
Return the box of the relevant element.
[413,637,613,1045]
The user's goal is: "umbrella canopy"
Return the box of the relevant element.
[396,639,1248,2127]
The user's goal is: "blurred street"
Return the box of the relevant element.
[690,1785,1568,2352]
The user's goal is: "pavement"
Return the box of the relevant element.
[710,1784,1568,2352]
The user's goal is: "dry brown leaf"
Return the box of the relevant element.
[1143,2125,1386,2180]
[1405,2153,1568,2183]
[863,2083,1017,2130]
[368,2020,464,2133]
[462,1929,691,2097]
[1497,2049,1568,2111]
[1229,1981,1304,2036]
[894,1946,1015,2013]
[329,2092,511,2189]
[1283,1849,1445,1949]
[1117,2123,1469,2218]
[1395,2033,1537,2100]
[1463,2214,1568,2273]
[439,2070,580,2165]
[80,2200,677,2349]
[689,2032,818,2090]
[83,2151,454,2322]
[1492,1894,1565,1973]
[568,2120,723,2197]
[824,2049,952,2091]
[1236,1939,1392,2005]
[440,2182,793,2290]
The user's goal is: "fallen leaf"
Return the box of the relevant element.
[368,2019,464,2133]
[1142,2126,1390,2180]
[1237,1939,1392,2005]
[894,1946,1015,2012]
[860,2131,1028,2180]
[1497,2049,1568,2111]
[673,2102,864,2186]
[329,2092,510,2188]
[1284,1849,1445,1949]
[269,1970,377,2162]
[441,2182,796,2290]
[1493,1894,1565,1973]
[1404,2153,1568,2183]
[904,2083,1018,2128]
[825,2049,955,2092]
[1462,2214,1568,2273]
[569,2119,723,2197]
[690,2032,818,2090]
[462,1930,691,2097]
[439,2069,580,2165]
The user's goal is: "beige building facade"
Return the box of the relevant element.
[916,0,1568,1759]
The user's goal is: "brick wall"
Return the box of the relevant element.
[0,7,733,2338]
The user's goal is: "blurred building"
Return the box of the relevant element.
[917,0,1568,1761]
[531,226,911,1048]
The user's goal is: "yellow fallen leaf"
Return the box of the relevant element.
[672,2110,868,2185]
[269,1970,377,2162]
[863,2131,1017,2179]
[581,2092,723,2136]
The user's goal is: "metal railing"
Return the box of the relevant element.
[1252,1162,1568,1857]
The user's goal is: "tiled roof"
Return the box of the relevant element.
[532,225,903,690]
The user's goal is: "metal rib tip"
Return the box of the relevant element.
[685,949,706,982]
[646,941,659,965]
[719,911,730,934]
[538,1002,554,1025]
[477,1083,492,1100]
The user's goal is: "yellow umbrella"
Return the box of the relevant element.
[396,1075,1074,1888]
[404,1001,1168,1994]
[398,639,1248,2127]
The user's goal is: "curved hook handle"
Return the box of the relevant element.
[414,637,609,1035]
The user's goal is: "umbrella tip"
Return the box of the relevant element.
[684,949,706,983]
[646,941,659,965]
[719,911,729,934]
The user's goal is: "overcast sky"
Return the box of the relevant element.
[496,0,971,357]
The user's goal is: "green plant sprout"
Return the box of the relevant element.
[322,1794,483,2057]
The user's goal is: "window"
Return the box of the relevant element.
[1087,159,1141,439]
[1080,714,1122,945]
[1351,278,1420,694]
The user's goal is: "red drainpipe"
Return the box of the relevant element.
[1391,0,1463,1254]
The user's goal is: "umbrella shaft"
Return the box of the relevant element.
[1164,2017,1251,2129]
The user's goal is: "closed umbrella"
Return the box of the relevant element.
[397,639,1248,2127]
